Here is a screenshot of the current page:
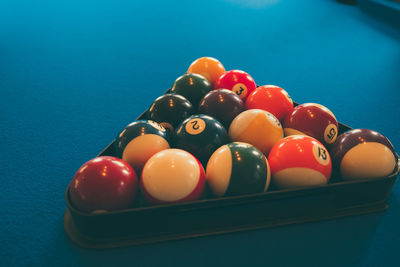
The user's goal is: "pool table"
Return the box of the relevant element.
[1,0,399,266]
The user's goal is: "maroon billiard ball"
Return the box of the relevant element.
[284,103,338,146]
[268,135,332,189]
[329,129,397,180]
[69,156,138,213]
[198,89,245,129]
[140,149,206,205]
[215,70,257,101]
[245,85,294,123]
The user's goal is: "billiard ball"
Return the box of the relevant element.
[69,156,138,213]
[245,85,294,123]
[268,135,332,189]
[187,57,225,86]
[284,103,338,146]
[215,70,257,101]
[198,89,245,129]
[115,120,168,157]
[173,114,229,165]
[141,149,205,205]
[122,134,170,174]
[148,94,194,133]
[171,73,213,106]
[228,109,284,155]
[206,142,271,197]
[329,129,397,180]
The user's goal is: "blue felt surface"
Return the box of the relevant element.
[1,0,400,266]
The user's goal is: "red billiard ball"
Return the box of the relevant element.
[140,149,206,205]
[215,70,257,101]
[284,103,338,146]
[187,57,226,86]
[268,135,332,189]
[245,85,294,123]
[206,142,271,197]
[229,109,284,155]
[330,129,397,180]
[198,89,245,129]
[69,156,138,213]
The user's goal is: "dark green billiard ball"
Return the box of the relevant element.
[171,73,212,107]
[115,120,168,157]
[148,94,194,133]
[173,114,229,166]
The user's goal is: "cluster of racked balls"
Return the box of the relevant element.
[69,57,398,213]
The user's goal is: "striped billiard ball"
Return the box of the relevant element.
[330,129,397,180]
[140,149,205,205]
[206,142,271,197]
[268,135,332,189]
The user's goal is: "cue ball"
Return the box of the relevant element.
[173,114,229,165]
[206,142,271,197]
[171,73,212,107]
[268,135,332,189]
[148,93,194,133]
[187,57,226,86]
[245,85,294,123]
[229,109,284,155]
[198,89,245,129]
[215,70,257,101]
[69,156,138,213]
[284,103,338,146]
[115,120,168,157]
[140,149,205,205]
[329,129,397,180]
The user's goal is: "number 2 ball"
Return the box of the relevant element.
[141,149,205,205]
[215,70,257,101]
[268,135,332,189]
[329,129,397,180]
[69,156,138,213]
[206,142,271,197]
[173,114,229,165]
[284,103,338,146]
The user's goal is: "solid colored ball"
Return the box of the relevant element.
[215,70,256,101]
[229,109,284,155]
[173,114,229,166]
[245,85,294,123]
[140,149,205,205]
[148,94,194,133]
[115,120,168,157]
[69,156,138,213]
[187,57,225,86]
[284,103,338,146]
[329,129,397,180]
[206,142,271,197]
[122,134,170,174]
[171,73,213,107]
[268,135,332,189]
[198,89,245,129]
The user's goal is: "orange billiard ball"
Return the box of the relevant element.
[187,57,226,86]
[245,85,294,123]
[268,135,332,189]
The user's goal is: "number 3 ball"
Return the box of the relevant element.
[283,103,338,146]
[229,109,284,155]
[206,142,271,197]
[69,156,139,213]
[268,135,332,189]
[141,149,205,205]
[329,129,397,180]
[215,70,257,101]
[173,114,229,165]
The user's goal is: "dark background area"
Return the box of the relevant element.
[1,0,399,266]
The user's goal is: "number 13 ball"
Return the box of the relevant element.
[268,135,332,189]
